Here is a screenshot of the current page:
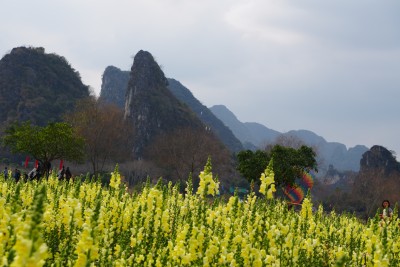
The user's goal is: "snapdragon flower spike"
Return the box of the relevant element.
[259,159,276,199]
[110,164,121,190]
[196,157,220,197]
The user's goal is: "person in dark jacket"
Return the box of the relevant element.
[65,167,72,180]
[13,168,21,182]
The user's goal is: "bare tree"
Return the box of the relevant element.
[352,168,400,218]
[144,127,233,184]
[267,134,306,151]
[64,97,134,174]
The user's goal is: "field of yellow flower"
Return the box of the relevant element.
[0,159,399,266]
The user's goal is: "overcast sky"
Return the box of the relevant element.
[1,0,399,156]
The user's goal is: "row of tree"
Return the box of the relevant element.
[1,95,319,196]
[1,97,133,176]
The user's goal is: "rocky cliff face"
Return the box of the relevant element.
[359,145,400,175]
[0,46,90,126]
[352,145,400,211]
[99,66,129,108]
[124,50,204,158]
[100,65,243,153]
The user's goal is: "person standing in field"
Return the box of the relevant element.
[58,166,65,180]
[3,166,8,179]
[13,168,21,182]
[379,200,393,219]
[65,167,72,181]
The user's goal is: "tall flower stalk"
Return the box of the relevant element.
[196,157,219,198]
[259,159,276,199]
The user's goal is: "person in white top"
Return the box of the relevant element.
[380,199,393,219]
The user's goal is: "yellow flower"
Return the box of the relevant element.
[266,184,276,199]
[300,197,313,219]
[136,254,145,264]
[74,223,98,266]
[259,160,275,198]
[11,238,32,266]
[110,165,121,189]
[196,158,219,197]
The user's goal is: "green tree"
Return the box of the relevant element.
[236,145,317,188]
[236,150,270,183]
[270,145,318,187]
[2,121,85,177]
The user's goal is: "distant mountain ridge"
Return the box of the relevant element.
[210,104,368,174]
[99,59,368,174]
[0,46,90,126]
[166,79,243,152]
[0,46,378,178]
[209,105,280,149]
[99,65,243,153]
[123,50,204,158]
[0,46,91,162]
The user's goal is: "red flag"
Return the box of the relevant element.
[59,159,64,170]
[35,160,38,168]
[24,156,30,168]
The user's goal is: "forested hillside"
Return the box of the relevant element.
[0,46,90,126]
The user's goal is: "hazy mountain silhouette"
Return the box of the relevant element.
[209,105,280,149]
[210,104,368,174]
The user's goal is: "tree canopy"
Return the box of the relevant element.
[270,145,318,187]
[236,145,318,188]
[2,121,85,175]
[236,150,270,183]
